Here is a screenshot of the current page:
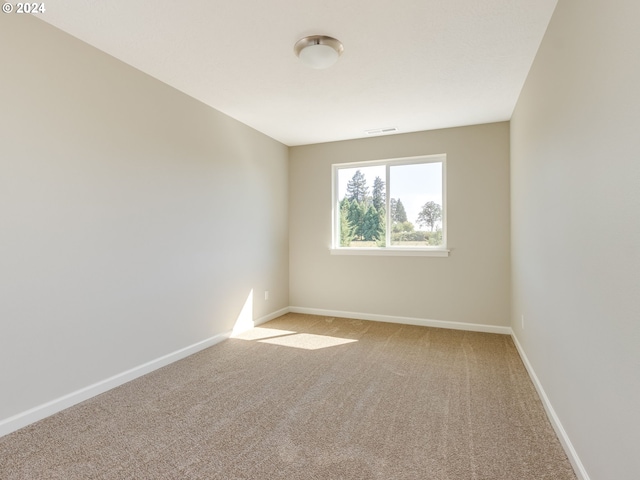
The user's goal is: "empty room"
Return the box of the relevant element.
[1,1,638,479]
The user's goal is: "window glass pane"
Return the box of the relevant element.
[337,165,386,248]
[389,162,443,247]
[333,156,446,251]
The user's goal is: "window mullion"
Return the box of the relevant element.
[385,163,391,247]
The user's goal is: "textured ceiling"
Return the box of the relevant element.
[38,0,558,146]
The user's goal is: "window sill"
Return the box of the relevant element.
[329,247,449,257]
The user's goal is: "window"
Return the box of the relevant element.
[332,154,447,256]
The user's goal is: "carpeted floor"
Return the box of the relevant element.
[0,313,576,479]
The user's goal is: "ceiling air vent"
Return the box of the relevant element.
[365,127,399,135]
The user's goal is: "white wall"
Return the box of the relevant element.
[289,123,511,328]
[510,0,640,478]
[0,15,289,424]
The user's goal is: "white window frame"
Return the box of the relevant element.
[331,154,449,257]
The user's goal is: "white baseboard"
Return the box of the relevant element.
[288,306,512,335]
[0,307,289,438]
[511,333,590,480]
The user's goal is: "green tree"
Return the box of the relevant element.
[339,199,354,246]
[362,205,384,242]
[392,221,414,233]
[391,220,415,243]
[372,176,385,212]
[390,198,407,223]
[417,201,442,231]
[346,170,369,203]
[347,199,367,240]
[427,229,443,246]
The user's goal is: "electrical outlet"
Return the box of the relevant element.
[521,314,524,329]
[265,291,269,301]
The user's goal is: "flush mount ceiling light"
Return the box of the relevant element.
[294,35,344,69]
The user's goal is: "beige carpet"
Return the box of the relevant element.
[0,313,576,479]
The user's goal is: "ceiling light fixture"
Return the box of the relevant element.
[294,35,344,69]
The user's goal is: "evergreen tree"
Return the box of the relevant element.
[347,199,367,239]
[372,176,385,212]
[339,199,354,246]
[390,198,407,223]
[362,206,384,241]
[346,170,369,203]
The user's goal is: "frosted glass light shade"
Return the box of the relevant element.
[299,44,340,69]
[294,35,344,69]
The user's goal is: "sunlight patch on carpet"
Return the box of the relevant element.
[233,327,297,341]
[259,333,357,350]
